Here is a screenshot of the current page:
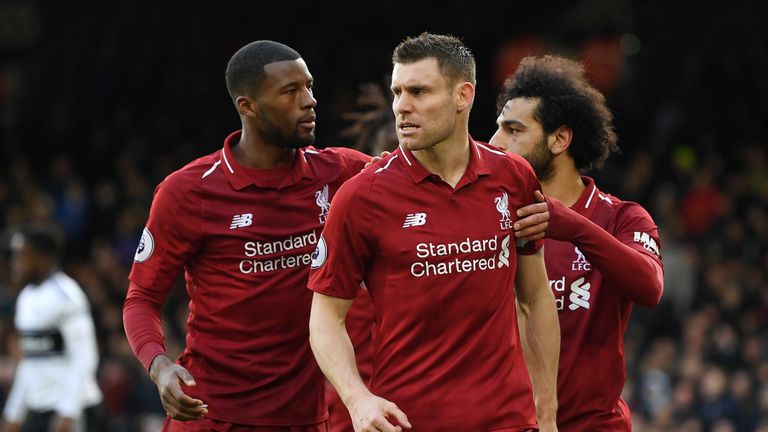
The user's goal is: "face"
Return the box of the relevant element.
[391,58,460,151]
[10,236,39,286]
[253,58,317,148]
[490,97,555,181]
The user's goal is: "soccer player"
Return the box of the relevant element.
[490,55,665,431]
[122,41,370,431]
[2,228,104,432]
[308,33,560,432]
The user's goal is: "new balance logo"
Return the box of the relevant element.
[230,213,253,229]
[403,213,427,228]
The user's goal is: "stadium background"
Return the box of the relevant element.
[1,1,766,431]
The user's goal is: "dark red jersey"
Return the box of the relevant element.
[124,131,368,425]
[545,177,663,431]
[309,138,543,431]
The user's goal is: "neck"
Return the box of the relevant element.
[411,129,470,188]
[541,156,586,207]
[233,125,296,169]
[29,266,57,286]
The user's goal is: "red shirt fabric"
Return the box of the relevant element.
[547,177,663,431]
[124,130,368,425]
[309,138,543,432]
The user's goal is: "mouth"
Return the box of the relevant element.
[299,115,316,130]
[398,121,420,136]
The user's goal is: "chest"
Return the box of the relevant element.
[372,178,528,277]
[16,289,62,330]
[544,210,616,315]
[200,178,343,261]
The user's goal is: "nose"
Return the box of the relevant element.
[302,88,317,109]
[489,129,506,150]
[393,94,412,115]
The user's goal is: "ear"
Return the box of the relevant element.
[235,95,259,119]
[548,125,573,156]
[455,82,475,113]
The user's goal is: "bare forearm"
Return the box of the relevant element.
[309,308,369,406]
[519,291,560,423]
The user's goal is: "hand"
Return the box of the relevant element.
[150,355,208,421]
[347,392,412,432]
[49,416,74,432]
[364,151,391,169]
[514,190,550,241]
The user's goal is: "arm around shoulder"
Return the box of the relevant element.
[545,197,664,307]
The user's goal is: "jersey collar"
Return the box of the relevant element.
[220,130,314,190]
[570,176,600,218]
[397,135,491,188]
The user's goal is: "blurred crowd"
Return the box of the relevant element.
[1,1,766,431]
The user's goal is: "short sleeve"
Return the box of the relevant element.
[129,173,203,290]
[308,177,372,299]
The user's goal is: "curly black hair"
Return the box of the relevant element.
[497,55,619,172]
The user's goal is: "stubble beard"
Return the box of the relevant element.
[260,110,315,149]
[525,136,556,182]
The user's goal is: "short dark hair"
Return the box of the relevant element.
[498,55,619,172]
[392,32,476,86]
[225,40,301,99]
[18,227,61,259]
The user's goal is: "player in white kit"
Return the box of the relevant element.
[2,228,104,432]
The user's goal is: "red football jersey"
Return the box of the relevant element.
[309,137,543,431]
[547,177,663,431]
[125,130,368,425]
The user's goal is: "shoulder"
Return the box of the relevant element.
[476,142,537,179]
[305,146,369,163]
[47,273,89,309]
[593,189,658,235]
[304,146,369,175]
[161,151,222,192]
[334,162,378,200]
[151,151,222,211]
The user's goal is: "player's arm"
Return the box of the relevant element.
[545,197,664,307]
[123,173,207,420]
[53,299,100,430]
[124,282,207,421]
[308,176,410,432]
[515,249,559,432]
[309,294,410,432]
[2,359,27,430]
